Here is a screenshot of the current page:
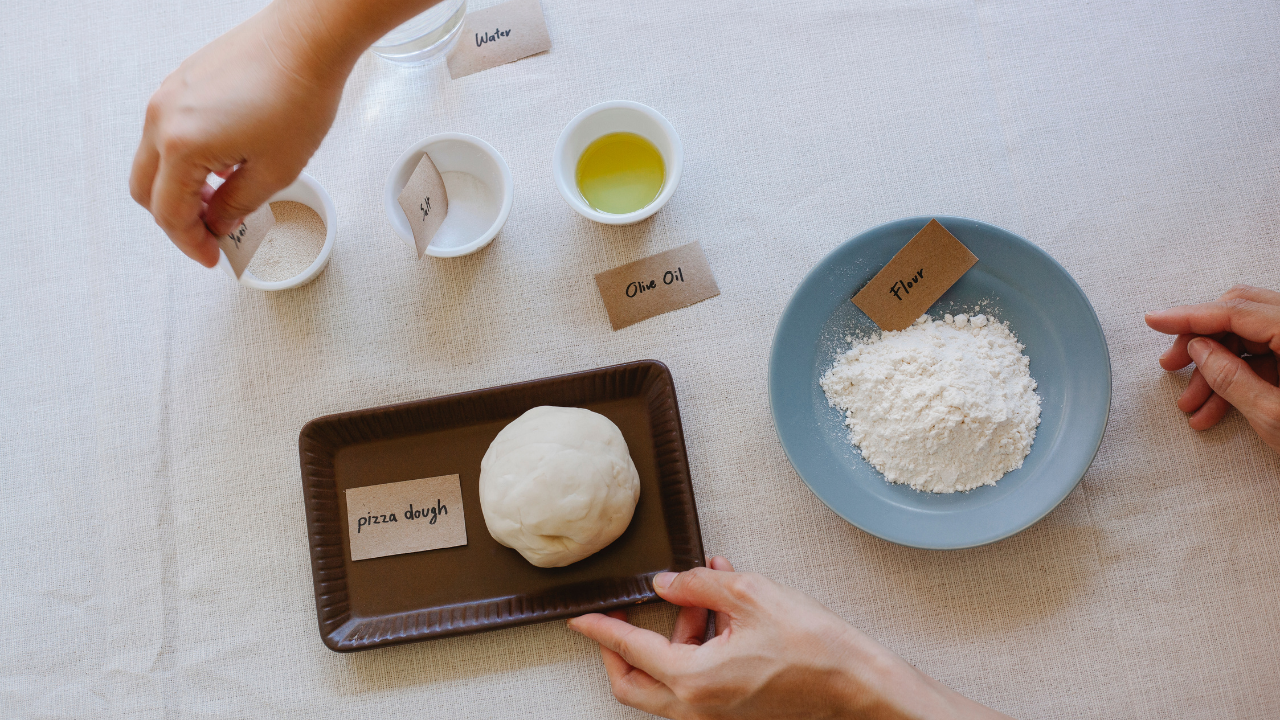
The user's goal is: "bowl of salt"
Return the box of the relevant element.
[384,133,514,258]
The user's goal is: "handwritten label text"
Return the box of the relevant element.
[888,269,924,300]
[345,474,467,561]
[476,27,512,46]
[626,266,686,298]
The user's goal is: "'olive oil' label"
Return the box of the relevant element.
[575,132,665,214]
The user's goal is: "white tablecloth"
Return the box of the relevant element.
[4,0,1280,717]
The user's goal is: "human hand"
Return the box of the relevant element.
[568,556,1010,720]
[129,1,356,267]
[1145,285,1280,451]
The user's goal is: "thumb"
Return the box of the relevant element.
[653,566,752,616]
[1187,337,1280,423]
[204,162,291,235]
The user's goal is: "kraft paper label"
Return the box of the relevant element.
[852,219,978,331]
[594,242,720,330]
[218,203,275,278]
[446,0,551,79]
[345,474,467,561]
[397,154,449,258]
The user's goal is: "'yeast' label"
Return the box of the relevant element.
[446,0,551,79]
[396,154,449,258]
[218,203,275,278]
[852,219,978,331]
[594,242,720,330]
[345,474,467,561]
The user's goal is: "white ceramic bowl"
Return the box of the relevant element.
[218,172,336,291]
[384,133,514,258]
[552,100,683,225]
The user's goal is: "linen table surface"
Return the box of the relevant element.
[3,0,1279,718]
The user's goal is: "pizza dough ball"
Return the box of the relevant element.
[479,406,641,568]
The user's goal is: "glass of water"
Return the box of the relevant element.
[370,0,468,64]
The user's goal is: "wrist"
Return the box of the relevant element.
[266,0,406,84]
[271,0,446,76]
[825,629,967,720]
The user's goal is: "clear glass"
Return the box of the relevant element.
[370,0,468,64]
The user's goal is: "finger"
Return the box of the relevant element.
[595,616,635,680]
[205,161,287,236]
[598,646,680,717]
[708,556,735,572]
[591,620,683,719]
[576,611,630,672]
[567,613,687,684]
[1248,353,1279,387]
[599,644,631,676]
[671,605,708,646]
[1160,334,1196,371]
[1178,369,1214,414]
[1146,301,1280,353]
[1187,337,1280,427]
[1242,339,1272,357]
[151,154,221,268]
[1220,334,1245,356]
[654,565,751,618]
[1188,392,1231,431]
[1219,284,1280,307]
[706,556,735,637]
[130,129,161,210]
[1160,332,1230,371]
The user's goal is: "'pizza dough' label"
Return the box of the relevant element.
[345,474,467,561]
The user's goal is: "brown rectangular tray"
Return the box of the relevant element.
[298,360,705,652]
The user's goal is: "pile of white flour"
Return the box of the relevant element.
[820,313,1041,493]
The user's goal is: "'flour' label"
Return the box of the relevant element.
[217,202,275,278]
[446,0,551,79]
[345,474,467,561]
[594,242,720,330]
[851,219,978,331]
[396,154,449,258]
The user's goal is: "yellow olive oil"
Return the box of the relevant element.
[575,132,665,214]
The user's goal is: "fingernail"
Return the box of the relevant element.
[565,618,579,632]
[1187,337,1209,363]
[653,572,677,591]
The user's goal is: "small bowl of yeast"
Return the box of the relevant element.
[216,172,337,291]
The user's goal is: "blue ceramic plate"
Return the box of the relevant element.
[769,217,1110,549]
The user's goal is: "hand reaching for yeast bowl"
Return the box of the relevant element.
[1146,285,1280,452]
[129,0,444,267]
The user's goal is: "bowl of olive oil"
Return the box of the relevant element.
[553,101,683,225]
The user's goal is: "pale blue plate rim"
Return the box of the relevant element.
[768,216,1111,550]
